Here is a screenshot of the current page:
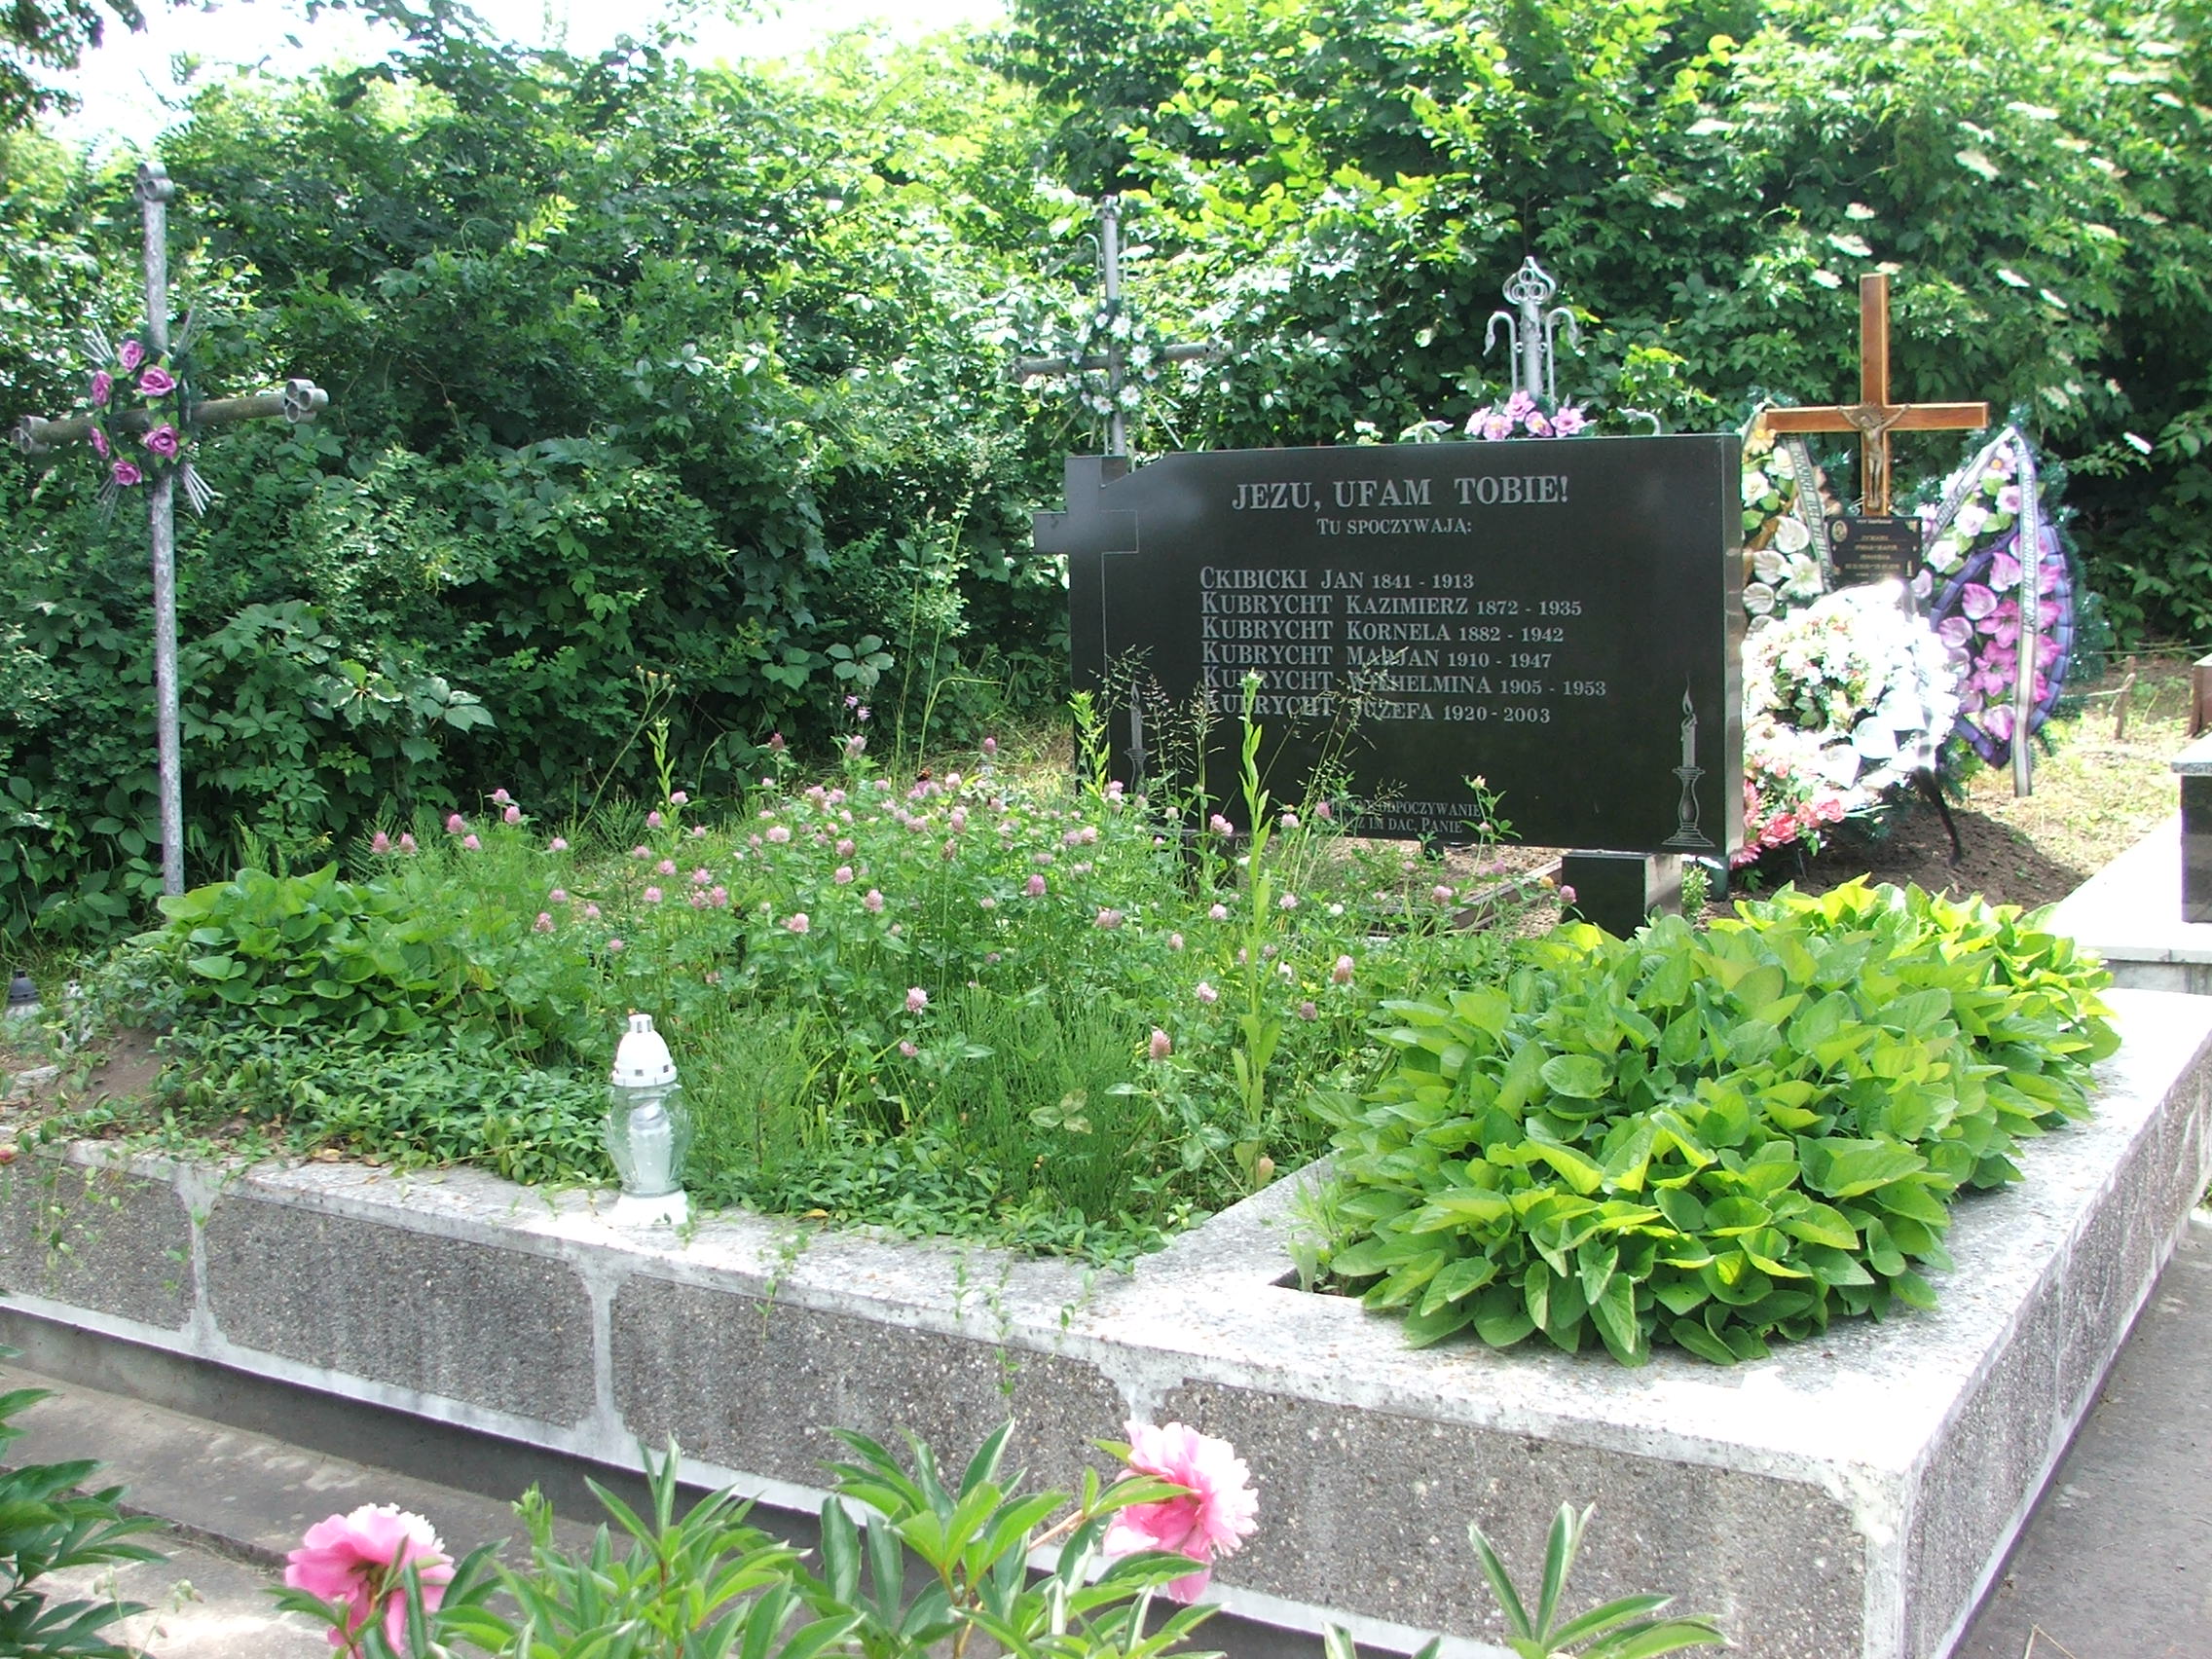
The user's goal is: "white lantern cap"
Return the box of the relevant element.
[611,1013,677,1088]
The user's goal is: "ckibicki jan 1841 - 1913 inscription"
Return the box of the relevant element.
[1039,436,1744,859]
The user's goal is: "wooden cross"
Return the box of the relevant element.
[1761,274,1987,516]
[11,162,329,898]
[1012,196,1215,459]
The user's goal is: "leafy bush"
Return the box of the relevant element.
[1307,882,2116,1364]
[0,1361,168,1657]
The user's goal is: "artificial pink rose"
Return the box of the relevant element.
[111,460,142,487]
[137,366,176,396]
[284,1503,454,1650]
[1503,388,1535,419]
[1102,1420,1260,1604]
[90,370,113,406]
[118,339,145,372]
[1550,403,1588,436]
[1521,409,1553,436]
[1478,411,1514,441]
[142,424,180,459]
[89,426,109,459]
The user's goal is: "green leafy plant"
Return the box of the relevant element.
[1309,881,2117,1363]
[0,1358,169,1657]
[278,1423,1241,1659]
[1460,1502,1721,1659]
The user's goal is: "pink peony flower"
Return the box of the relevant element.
[142,424,179,459]
[785,912,810,935]
[284,1503,455,1650]
[1101,1421,1259,1604]
[1149,1028,1172,1061]
[90,370,112,406]
[137,365,175,396]
[118,339,145,372]
[112,460,142,487]
[905,985,929,1014]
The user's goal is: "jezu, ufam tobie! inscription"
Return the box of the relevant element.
[1042,436,1743,858]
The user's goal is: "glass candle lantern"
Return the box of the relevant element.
[606,1013,691,1226]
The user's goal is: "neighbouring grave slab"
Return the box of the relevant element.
[1040,437,1744,859]
[2045,816,2212,994]
[0,987,2204,1659]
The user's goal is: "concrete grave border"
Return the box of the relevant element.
[1,986,2205,1659]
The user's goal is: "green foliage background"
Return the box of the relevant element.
[3,0,2209,939]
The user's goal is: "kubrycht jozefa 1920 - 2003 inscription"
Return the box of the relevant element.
[1038,436,1744,857]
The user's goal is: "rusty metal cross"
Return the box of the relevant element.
[1761,273,1987,516]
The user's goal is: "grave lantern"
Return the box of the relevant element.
[605,1013,690,1227]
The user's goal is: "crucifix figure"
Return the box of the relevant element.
[1012,196,1216,459]
[1761,273,1986,516]
[12,161,330,897]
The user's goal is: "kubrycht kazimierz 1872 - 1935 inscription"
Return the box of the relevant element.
[1039,435,1743,859]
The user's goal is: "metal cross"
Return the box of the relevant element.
[1760,273,1987,516]
[12,162,330,897]
[1012,197,1215,459]
[1485,257,1581,406]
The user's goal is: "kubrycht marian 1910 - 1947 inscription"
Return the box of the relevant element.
[1039,436,1743,859]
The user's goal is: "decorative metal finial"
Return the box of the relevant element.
[1485,257,1582,405]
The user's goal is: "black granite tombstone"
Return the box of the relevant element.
[1040,437,1745,885]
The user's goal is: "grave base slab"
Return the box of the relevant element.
[0,988,2205,1659]
[2046,817,2212,993]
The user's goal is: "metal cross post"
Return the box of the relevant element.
[1485,257,1581,406]
[1012,196,1216,459]
[12,162,330,896]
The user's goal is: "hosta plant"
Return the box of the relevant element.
[1308,881,2116,1363]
